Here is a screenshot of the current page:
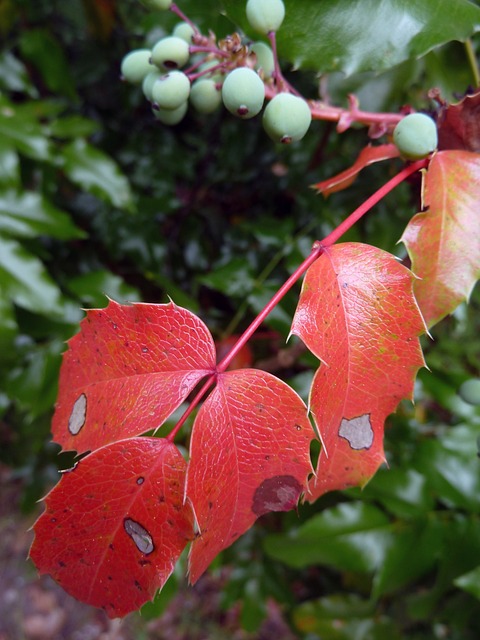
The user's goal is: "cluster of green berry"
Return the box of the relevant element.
[122,0,438,158]
[121,0,312,143]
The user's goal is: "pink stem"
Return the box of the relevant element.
[170,3,200,34]
[168,158,428,440]
[321,158,428,247]
[167,373,217,442]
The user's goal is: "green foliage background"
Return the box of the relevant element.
[1,0,479,637]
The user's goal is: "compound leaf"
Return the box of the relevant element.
[291,243,425,500]
[186,369,314,584]
[52,299,216,454]
[29,437,194,618]
[401,150,480,328]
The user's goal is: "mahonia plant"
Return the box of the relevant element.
[30,0,480,618]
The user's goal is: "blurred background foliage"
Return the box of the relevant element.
[0,0,479,638]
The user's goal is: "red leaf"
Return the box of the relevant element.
[313,144,400,196]
[291,243,425,500]
[53,299,216,453]
[437,90,480,153]
[401,150,480,328]
[186,369,314,584]
[29,437,194,618]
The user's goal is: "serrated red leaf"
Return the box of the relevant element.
[291,243,425,501]
[313,144,400,196]
[401,150,480,328]
[29,437,194,618]
[186,369,314,584]
[53,299,216,453]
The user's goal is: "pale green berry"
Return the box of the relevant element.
[151,71,191,110]
[246,0,285,34]
[221,67,265,119]
[459,379,480,405]
[198,58,224,82]
[173,22,195,43]
[139,0,172,9]
[153,101,188,125]
[263,93,311,143]
[393,113,438,160]
[190,79,222,114]
[151,36,190,69]
[142,70,162,101]
[121,49,156,84]
[250,42,275,77]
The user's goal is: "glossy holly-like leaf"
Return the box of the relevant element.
[291,243,425,500]
[222,0,480,75]
[313,144,400,196]
[186,369,314,584]
[52,299,216,454]
[29,437,194,618]
[401,150,480,328]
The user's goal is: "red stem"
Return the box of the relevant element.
[168,159,428,440]
[321,158,428,247]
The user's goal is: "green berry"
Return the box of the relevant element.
[139,0,172,9]
[173,22,195,43]
[459,379,480,405]
[151,71,191,110]
[153,101,188,125]
[393,113,438,160]
[221,67,265,119]
[120,49,156,84]
[142,70,162,101]
[190,79,222,114]
[151,36,190,69]
[246,0,285,34]
[263,93,311,143]
[250,42,275,77]
[198,58,224,82]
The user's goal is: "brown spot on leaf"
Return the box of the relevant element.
[252,475,303,517]
[338,414,373,450]
[68,394,87,435]
[124,518,154,555]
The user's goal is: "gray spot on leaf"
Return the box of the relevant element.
[68,394,87,435]
[124,518,154,555]
[338,414,373,450]
[252,475,302,516]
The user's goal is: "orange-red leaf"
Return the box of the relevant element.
[313,144,400,196]
[29,438,194,618]
[291,243,425,501]
[401,150,480,328]
[53,299,216,454]
[186,369,314,584]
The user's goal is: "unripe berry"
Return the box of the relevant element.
[393,113,438,160]
[246,0,285,34]
[250,42,275,77]
[221,67,265,119]
[151,71,191,110]
[459,379,480,406]
[173,21,195,43]
[190,79,222,114]
[139,0,172,9]
[153,101,188,125]
[263,93,311,143]
[142,70,162,101]
[121,49,156,84]
[151,36,190,69]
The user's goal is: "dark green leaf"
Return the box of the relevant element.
[0,191,85,239]
[66,270,140,307]
[0,141,20,187]
[48,116,100,139]
[0,104,51,161]
[263,502,391,572]
[455,566,480,600]
[61,139,134,211]
[19,29,77,99]
[0,51,37,95]
[0,237,64,316]
[222,0,480,75]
